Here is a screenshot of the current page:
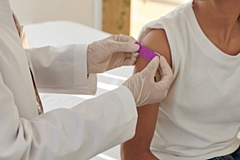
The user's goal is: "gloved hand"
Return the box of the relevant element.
[87,34,139,74]
[123,56,173,107]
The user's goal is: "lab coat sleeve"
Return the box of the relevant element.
[0,72,137,160]
[25,44,97,95]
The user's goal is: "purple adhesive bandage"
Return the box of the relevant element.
[135,41,160,61]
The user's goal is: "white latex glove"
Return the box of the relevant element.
[87,34,139,74]
[123,56,173,106]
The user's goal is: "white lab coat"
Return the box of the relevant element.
[0,1,138,160]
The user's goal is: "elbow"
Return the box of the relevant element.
[121,142,158,160]
[120,142,148,160]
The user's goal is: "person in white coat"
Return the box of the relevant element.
[0,0,173,160]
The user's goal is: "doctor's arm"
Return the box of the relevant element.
[25,44,97,95]
[121,29,172,160]
[0,73,137,160]
[26,34,139,95]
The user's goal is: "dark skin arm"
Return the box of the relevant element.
[120,29,172,160]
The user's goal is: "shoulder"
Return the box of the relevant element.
[134,3,194,73]
[134,29,172,73]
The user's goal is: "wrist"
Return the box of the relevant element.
[86,43,95,74]
[122,83,137,103]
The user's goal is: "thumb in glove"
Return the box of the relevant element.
[123,56,173,106]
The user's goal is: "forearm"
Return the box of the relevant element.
[0,81,137,160]
[26,44,97,94]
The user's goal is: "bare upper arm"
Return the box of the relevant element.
[134,29,172,74]
[121,29,172,159]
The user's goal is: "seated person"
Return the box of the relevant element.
[121,0,240,159]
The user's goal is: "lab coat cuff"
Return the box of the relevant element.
[74,44,97,95]
[114,86,137,114]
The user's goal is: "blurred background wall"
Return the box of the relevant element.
[10,0,188,38]
[10,0,96,27]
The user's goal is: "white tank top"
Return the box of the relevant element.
[138,1,240,160]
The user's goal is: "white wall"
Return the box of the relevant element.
[10,0,97,27]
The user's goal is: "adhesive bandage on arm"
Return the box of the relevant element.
[135,41,160,61]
